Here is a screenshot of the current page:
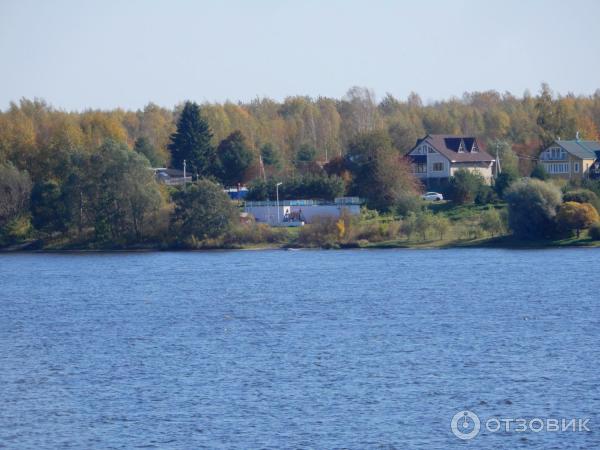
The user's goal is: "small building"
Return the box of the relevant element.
[406,134,495,185]
[244,197,361,225]
[538,137,600,180]
[153,168,192,186]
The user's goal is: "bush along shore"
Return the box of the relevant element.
[3,198,600,252]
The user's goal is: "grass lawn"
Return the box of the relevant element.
[426,201,507,221]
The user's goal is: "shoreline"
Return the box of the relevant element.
[2,236,599,253]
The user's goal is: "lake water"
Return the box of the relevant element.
[1,249,599,449]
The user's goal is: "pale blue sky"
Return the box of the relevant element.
[1,0,599,110]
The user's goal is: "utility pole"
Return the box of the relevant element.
[276,182,283,225]
[183,159,187,192]
[495,142,502,177]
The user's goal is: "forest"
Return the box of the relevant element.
[1,84,600,249]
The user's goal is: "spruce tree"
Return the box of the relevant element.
[168,101,215,177]
[216,130,254,186]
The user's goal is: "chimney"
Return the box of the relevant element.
[576,130,580,141]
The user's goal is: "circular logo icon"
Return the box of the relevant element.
[451,410,481,440]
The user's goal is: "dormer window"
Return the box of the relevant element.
[471,142,478,153]
[457,141,465,153]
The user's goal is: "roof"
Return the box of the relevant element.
[154,168,186,177]
[552,140,600,160]
[411,134,494,162]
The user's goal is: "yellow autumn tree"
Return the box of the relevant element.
[556,202,600,238]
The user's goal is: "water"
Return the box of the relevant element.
[1,248,599,449]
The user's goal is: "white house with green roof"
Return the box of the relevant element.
[538,136,600,180]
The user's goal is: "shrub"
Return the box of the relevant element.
[480,207,505,237]
[360,207,380,222]
[563,189,600,212]
[394,192,424,217]
[531,164,549,180]
[225,222,288,246]
[494,168,518,198]
[555,202,600,237]
[475,185,499,205]
[505,178,562,239]
[431,215,451,240]
[401,212,418,240]
[415,211,436,241]
[448,169,485,204]
[297,216,339,247]
[0,216,32,246]
[589,222,600,240]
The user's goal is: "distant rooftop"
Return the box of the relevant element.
[552,139,600,160]
[413,134,494,162]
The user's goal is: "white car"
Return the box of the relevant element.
[421,192,444,201]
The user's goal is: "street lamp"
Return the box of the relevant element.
[276,182,283,225]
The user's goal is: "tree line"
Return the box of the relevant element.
[1,84,600,248]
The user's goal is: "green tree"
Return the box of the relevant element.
[489,139,518,173]
[134,136,164,167]
[563,189,600,212]
[555,201,599,237]
[296,144,317,163]
[589,222,600,240]
[535,83,576,149]
[448,169,485,204]
[414,211,435,241]
[84,140,162,241]
[531,164,549,180]
[494,167,518,198]
[346,130,418,211]
[171,178,237,241]
[505,178,562,238]
[431,214,451,240]
[0,163,32,228]
[30,180,67,232]
[168,101,215,177]
[216,130,255,186]
[480,207,505,236]
[245,174,345,201]
[260,143,280,167]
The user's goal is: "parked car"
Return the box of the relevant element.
[421,192,444,201]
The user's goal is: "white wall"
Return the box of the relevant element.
[245,204,360,225]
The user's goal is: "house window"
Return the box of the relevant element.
[543,163,569,174]
[574,162,579,173]
[414,164,426,173]
[432,162,444,172]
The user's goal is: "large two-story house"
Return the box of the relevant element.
[538,137,600,180]
[406,134,495,185]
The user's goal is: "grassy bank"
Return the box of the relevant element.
[3,202,600,252]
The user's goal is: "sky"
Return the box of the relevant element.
[1,0,599,111]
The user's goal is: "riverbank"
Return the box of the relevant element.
[3,232,600,253]
[3,202,600,253]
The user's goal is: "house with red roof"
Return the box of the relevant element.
[406,134,495,185]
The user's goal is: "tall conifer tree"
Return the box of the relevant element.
[168,101,215,177]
